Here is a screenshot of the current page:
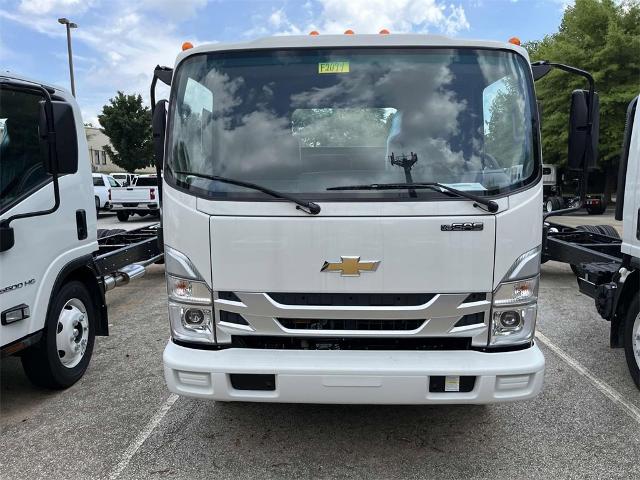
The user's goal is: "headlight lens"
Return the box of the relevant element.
[489,276,539,347]
[168,302,214,343]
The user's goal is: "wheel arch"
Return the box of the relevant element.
[612,269,639,348]
[47,254,109,337]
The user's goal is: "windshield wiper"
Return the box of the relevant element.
[174,170,321,215]
[327,182,499,213]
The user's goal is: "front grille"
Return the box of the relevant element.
[218,291,242,302]
[219,311,248,325]
[267,292,436,307]
[453,313,485,328]
[463,293,487,302]
[277,318,424,331]
[230,335,471,350]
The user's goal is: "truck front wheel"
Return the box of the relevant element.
[116,211,129,222]
[624,295,640,389]
[21,281,96,389]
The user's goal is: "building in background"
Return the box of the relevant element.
[85,126,155,174]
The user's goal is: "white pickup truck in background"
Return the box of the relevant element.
[109,174,160,222]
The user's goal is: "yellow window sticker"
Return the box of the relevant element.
[318,62,350,74]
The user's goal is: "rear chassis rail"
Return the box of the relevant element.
[543,222,622,267]
[94,224,162,275]
[543,222,630,328]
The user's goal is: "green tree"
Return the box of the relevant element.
[525,0,640,198]
[98,92,153,172]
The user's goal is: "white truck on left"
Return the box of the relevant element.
[0,74,162,388]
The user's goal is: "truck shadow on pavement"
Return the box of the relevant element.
[0,357,60,423]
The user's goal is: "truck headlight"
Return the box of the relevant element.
[490,276,539,347]
[165,247,214,344]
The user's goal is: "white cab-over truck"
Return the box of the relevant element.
[0,74,161,388]
[151,34,602,404]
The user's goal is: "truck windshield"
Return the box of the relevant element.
[167,48,538,201]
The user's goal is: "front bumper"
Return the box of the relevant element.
[163,340,545,404]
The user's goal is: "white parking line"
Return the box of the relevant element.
[107,393,179,480]
[536,331,640,425]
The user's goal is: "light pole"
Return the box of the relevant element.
[58,17,78,97]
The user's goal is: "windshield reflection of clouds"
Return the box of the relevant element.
[170,50,533,197]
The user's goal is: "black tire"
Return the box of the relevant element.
[116,211,129,222]
[587,204,607,215]
[552,196,563,211]
[97,228,126,239]
[623,294,640,389]
[576,224,600,234]
[137,211,148,217]
[545,196,563,212]
[21,281,96,389]
[545,199,554,213]
[594,225,620,239]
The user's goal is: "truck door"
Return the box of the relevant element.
[0,86,58,345]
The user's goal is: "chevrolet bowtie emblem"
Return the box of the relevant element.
[321,256,380,277]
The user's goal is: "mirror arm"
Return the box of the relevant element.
[0,82,62,233]
[150,65,172,115]
[534,61,596,218]
[150,66,172,205]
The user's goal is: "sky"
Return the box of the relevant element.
[0,0,571,125]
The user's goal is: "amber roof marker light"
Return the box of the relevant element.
[182,41,194,51]
[309,30,320,36]
[508,37,521,46]
[344,29,355,35]
[379,29,390,35]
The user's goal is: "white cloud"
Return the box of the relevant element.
[246,0,469,39]
[316,0,469,35]
[18,0,95,15]
[135,0,209,21]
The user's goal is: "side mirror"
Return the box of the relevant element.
[152,100,167,170]
[39,100,78,175]
[567,89,599,171]
[532,63,552,81]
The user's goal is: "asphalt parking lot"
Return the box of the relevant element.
[1,210,638,479]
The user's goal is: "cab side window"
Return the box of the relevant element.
[108,177,120,187]
[0,88,49,213]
